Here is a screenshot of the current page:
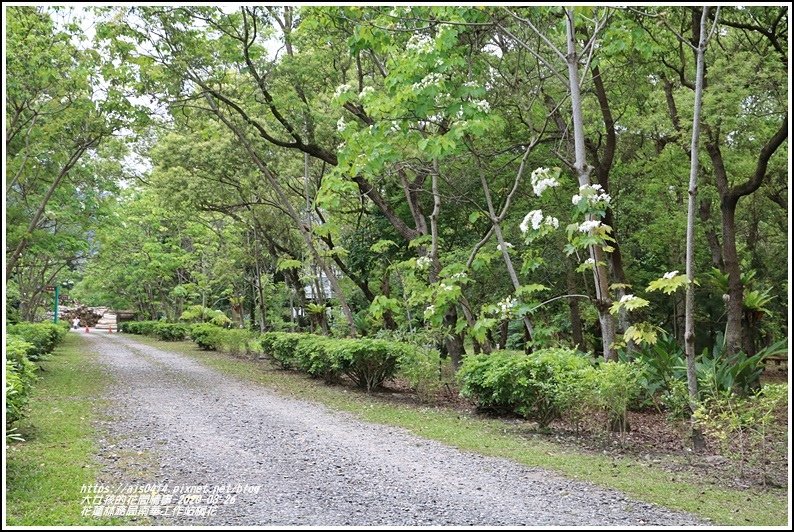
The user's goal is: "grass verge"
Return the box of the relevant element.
[127,335,789,526]
[5,332,126,525]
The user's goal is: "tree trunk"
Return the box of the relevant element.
[566,262,585,350]
[684,6,709,453]
[564,9,617,361]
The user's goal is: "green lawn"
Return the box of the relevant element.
[5,333,128,525]
[129,334,789,526]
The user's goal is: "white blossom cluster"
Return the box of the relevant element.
[389,121,401,133]
[520,210,544,233]
[473,99,490,113]
[463,81,478,88]
[583,257,595,266]
[440,283,455,292]
[412,72,443,91]
[663,270,679,279]
[496,242,514,252]
[416,256,432,269]
[572,183,611,206]
[359,86,375,99]
[578,219,602,233]
[333,83,352,99]
[424,304,435,318]
[520,210,559,234]
[406,34,433,53]
[495,296,517,319]
[530,167,560,197]
[450,272,468,281]
[619,294,637,304]
[337,117,347,132]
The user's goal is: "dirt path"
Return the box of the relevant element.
[82,331,706,526]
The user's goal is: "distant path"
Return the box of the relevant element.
[82,331,705,526]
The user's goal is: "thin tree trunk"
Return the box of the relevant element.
[684,6,710,453]
[478,165,535,347]
[564,9,617,361]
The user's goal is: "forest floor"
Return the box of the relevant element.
[7,331,788,526]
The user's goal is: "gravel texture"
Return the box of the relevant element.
[83,331,709,526]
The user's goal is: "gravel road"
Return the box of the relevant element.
[82,331,707,526]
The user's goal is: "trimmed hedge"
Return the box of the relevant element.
[121,321,188,341]
[120,321,160,335]
[457,348,593,426]
[457,348,643,430]
[189,323,225,350]
[6,335,38,426]
[6,322,69,361]
[260,332,432,391]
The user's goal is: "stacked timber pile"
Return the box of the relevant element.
[60,305,103,327]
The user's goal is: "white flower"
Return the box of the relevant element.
[424,304,435,318]
[359,86,375,99]
[663,270,679,279]
[530,167,560,197]
[619,294,636,304]
[337,117,347,132]
[584,258,595,266]
[520,209,544,233]
[577,183,611,205]
[412,72,443,91]
[389,122,401,133]
[406,34,433,53]
[473,99,490,113]
[494,296,517,319]
[497,242,514,252]
[578,220,602,233]
[451,272,468,280]
[463,81,478,88]
[440,283,455,292]
[416,256,432,269]
[333,83,352,99]
[544,215,559,229]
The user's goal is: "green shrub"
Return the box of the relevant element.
[396,345,442,400]
[260,332,424,391]
[590,360,644,433]
[457,348,593,427]
[6,335,38,427]
[217,329,257,357]
[179,305,232,326]
[694,384,788,485]
[6,322,68,360]
[261,332,305,369]
[121,321,160,336]
[189,323,226,350]
[153,322,189,341]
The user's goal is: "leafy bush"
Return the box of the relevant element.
[694,338,787,398]
[189,323,226,350]
[217,329,257,357]
[179,305,232,326]
[457,348,593,427]
[121,321,187,341]
[260,332,427,391]
[458,349,643,432]
[590,361,644,432]
[6,335,38,427]
[694,384,788,486]
[6,322,68,360]
[121,321,160,335]
[153,322,189,341]
[261,332,305,369]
